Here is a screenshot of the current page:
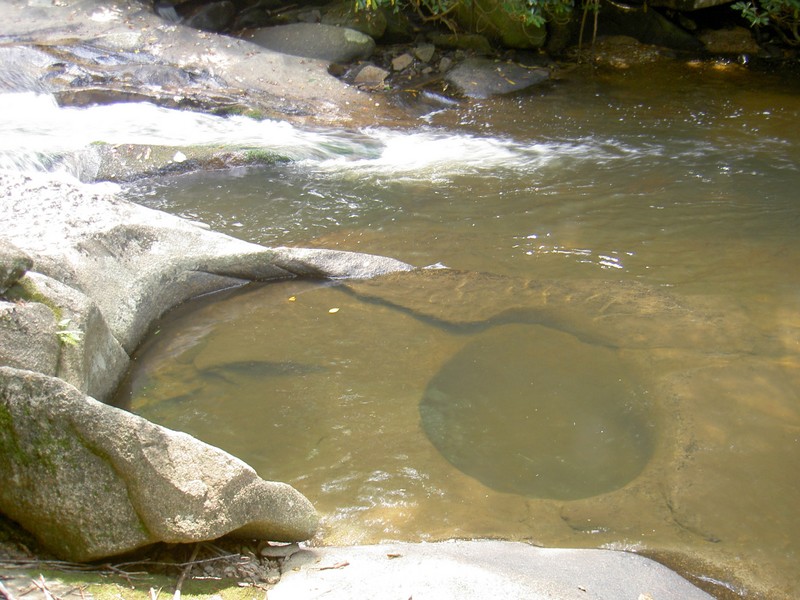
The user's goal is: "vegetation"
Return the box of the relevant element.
[56,318,83,347]
[733,0,800,45]
[354,0,799,50]
[354,0,574,29]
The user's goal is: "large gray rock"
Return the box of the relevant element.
[0,366,319,562]
[0,0,400,127]
[245,23,376,63]
[14,272,130,402]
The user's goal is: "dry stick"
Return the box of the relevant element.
[31,576,56,600]
[0,580,19,600]
[172,545,200,600]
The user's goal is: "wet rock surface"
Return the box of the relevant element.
[0,0,398,127]
[445,57,550,98]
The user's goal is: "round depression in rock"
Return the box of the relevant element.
[420,324,654,500]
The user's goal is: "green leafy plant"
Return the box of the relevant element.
[56,318,83,347]
[505,0,574,27]
[355,0,574,29]
[732,0,800,45]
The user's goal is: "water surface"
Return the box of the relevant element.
[113,60,800,598]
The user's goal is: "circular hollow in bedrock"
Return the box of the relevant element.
[420,325,655,500]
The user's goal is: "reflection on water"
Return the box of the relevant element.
[117,61,800,599]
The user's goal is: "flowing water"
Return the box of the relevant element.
[3,59,800,597]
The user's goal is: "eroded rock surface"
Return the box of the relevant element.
[0,0,398,127]
[0,168,411,561]
[0,366,318,561]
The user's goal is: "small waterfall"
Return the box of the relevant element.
[0,91,608,184]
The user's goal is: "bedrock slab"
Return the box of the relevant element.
[270,540,714,600]
[0,169,411,561]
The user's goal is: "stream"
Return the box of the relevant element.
[3,58,800,598]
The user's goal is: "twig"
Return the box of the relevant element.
[172,544,200,600]
[316,561,349,571]
[113,553,242,570]
[0,580,19,600]
[31,576,57,600]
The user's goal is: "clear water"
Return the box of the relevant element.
[16,59,793,597]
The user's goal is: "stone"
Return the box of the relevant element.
[245,23,376,64]
[269,541,715,599]
[0,300,59,377]
[0,366,319,562]
[0,239,32,295]
[353,64,390,88]
[0,165,412,563]
[428,33,493,55]
[596,5,704,52]
[699,26,762,55]
[181,0,236,32]
[321,3,387,39]
[445,58,550,99]
[414,42,436,63]
[0,0,393,128]
[297,9,322,24]
[14,272,129,402]
[392,52,414,71]
[0,171,412,359]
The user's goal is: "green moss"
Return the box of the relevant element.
[0,400,32,468]
[5,278,62,322]
[242,148,280,164]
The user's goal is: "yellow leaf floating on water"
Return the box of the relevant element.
[328,307,340,314]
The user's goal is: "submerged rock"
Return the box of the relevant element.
[445,58,550,98]
[344,268,765,353]
[0,366,318,561]
[245,23,376,64]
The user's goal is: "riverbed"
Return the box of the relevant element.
[4,56,798,597]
